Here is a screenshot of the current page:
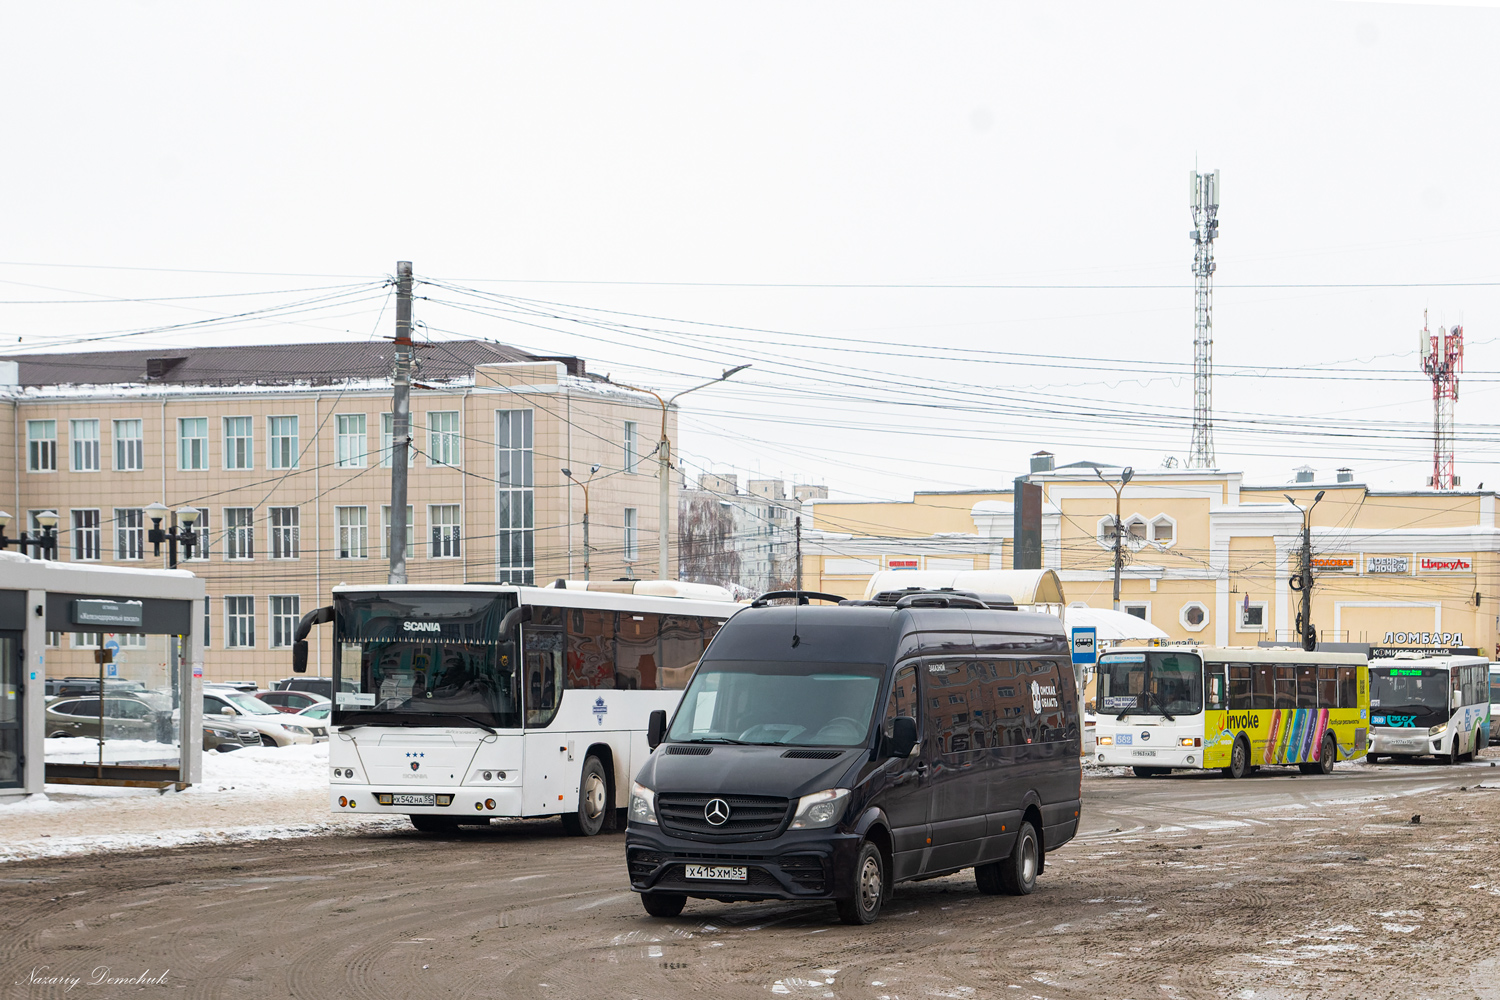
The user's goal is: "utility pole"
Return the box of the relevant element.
[1096,467,1134,612]
[1188,169,1220,469]
[1285,490,1325,652]
[389,260,413,585]
[794,514,802,591]
[562,464,600,581]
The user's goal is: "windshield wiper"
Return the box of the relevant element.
[680,737,754,745]
[448,715,497,734]
[1153,690,1176,722]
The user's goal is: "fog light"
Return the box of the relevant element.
[339,796,347,807]
[1186,755,1196,764]
[485,798,496,810]
[1097,754,1105,762]
[483,771,493,781]
[475,802,484,811]
[348,800,356,808]
[497,771,506,780]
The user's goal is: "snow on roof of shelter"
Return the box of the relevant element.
[6,339,585,389]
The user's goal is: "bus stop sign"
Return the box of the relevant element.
[1071,627,1097,666]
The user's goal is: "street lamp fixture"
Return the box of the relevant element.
[0,509,59,559]
[1096,467,1134,613]
[610,365,751,580]
[562,463,603,581]
[146,502,201,568]
[1284,490,1325,651]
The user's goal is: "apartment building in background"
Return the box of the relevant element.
[678,473,827,595]
[0,340,675,685]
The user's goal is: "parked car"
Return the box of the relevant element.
[256,690,330,714]
[295,702,330,740]
[46,695,171,742]
[45,677,152,698]
[202,691,315,747]
[205,680,260,693]
[272,677,359,700]
[204,717,265,752]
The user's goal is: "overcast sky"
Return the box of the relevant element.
[4,1,1500,505]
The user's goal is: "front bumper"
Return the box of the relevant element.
[1093,744,1203,768]
[330,785,525,817]
[1369,728,1442,756]
[625,824,863,901]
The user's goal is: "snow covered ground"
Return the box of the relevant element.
[0,742,404,864]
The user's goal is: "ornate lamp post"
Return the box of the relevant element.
[145,502,201,568]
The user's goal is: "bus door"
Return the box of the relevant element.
[0,632,20,789]
[521,622,572,815]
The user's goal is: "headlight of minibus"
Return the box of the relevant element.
[629,782,657,825]
[789,788,851,830]
[1429,723,1448,736]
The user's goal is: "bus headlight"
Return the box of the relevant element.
[1097,736,1113,746]
[1429,723,1448,736]
[789,788,850,830]
[629,782,657,825]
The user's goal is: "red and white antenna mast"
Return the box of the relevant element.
[1420,311,1463,490]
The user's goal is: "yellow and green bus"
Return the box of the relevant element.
[1093,646,1369,778]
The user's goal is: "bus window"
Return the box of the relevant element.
[565,607,615,689]
[990,659,1026,747]
[1205,663,1227,711]
[524,628,565,727]
[1228,664,1251,710]
[1252,664,1275,710]
[1296,665,1318,708]
[1275,666,1297,709]
[614,612,661,690]
[1338,666,1358,708]
[1318,667,1338,708]
[659,616,705,690]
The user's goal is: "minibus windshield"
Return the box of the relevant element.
[1370,667,1448,719]
[667,660,885,747]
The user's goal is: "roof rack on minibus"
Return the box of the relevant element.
[749,590,847,608]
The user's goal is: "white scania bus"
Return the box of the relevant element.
[1366,654,1491,765]
[292,581,739,834]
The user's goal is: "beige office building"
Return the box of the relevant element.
[0,341,676,686]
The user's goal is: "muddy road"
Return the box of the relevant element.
[4,759,1500,1000]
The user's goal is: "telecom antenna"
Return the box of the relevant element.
[1188,169,1220,468]
[1420,312,1464,490]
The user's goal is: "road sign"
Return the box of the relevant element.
[1071,626,1098,665]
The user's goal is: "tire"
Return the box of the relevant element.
[48,732,70,739]
[975,859,1005,895]
[1132,766,1168,778]
[410,814,458,833]
[560,756,610,837]
[997,820,1040,896]
[1448,739,1460,766]
[1227,737,1251,779]
[641,891,686,918]
[1366,752,1381,765]
[835,842,887,925]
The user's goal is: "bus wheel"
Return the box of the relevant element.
[836,842,888,924]
[1227,737,1252,779]
[640,891,686,918]
[996,821,1040,896]
[1316,733,1336,775]
[1366,752,1381,765]
[1448,740,1461,766]
[410,814,458,833]
[561,756,610,837]
[1132,766,1167,778]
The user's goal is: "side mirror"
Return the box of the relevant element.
[292,640,309,674]
[222,706,238,716]
[1452,689,1463,710]
[646,709,667,750]
[887,716,918,759]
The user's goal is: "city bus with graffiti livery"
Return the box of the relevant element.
[291,581,739,834]
[1091,646,1369,778]
[1366,654,1490,765]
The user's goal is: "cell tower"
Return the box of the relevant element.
[1420,313,1463,490]
[1188,169,1220,469]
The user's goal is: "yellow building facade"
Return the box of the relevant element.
[805,467,1499,657]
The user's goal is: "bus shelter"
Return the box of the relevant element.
[0,552,205,800]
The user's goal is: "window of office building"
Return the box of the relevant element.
[203,597,211,648]
[624,420,639,473]
[624,507,639,562]
[337,506,368,559]
[270,506,299,559]
[70,419,99,472]
[270,595,300,648]
[495,409,534,584]
[428,411,460,466]
[114,508,144,560]
[179,417,208,470]
[27,420,56,472]
[113,419,143,471]
[381,504,413,560]
[380,412,416,468]
[188,508,210,560]
[72,509,101,561]
[225,507,254,560]
[226,596,255,648]
[429,504,461,558]
[268,415,299,470]
[336,413,366,468]
[223,416,253,470]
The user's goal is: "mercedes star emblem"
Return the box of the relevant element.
[703,798,731,826]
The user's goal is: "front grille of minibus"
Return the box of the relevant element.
[656,793,791,839]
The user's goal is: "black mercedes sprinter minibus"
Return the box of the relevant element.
[624,590,1081,924]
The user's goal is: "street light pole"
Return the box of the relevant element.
[612,365,750,580]
[1285,490,1325,652]
[145,502,201,569]
[562,464,601,581]
[1096,467,1134,612]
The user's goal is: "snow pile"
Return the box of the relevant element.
[190,742,330,793]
